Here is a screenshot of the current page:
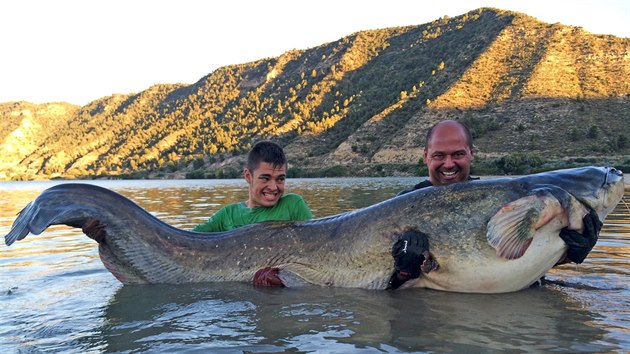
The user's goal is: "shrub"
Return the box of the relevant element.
[494,152,543,175]
[186,169,206,179]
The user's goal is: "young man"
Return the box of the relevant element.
[388,120,601,289]
[192,141,312,233]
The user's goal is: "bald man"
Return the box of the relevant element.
[389,120,601,290]
[398,120,476,195]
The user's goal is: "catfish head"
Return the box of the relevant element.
[519,166,624,223]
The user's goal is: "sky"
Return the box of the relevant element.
[1,0,628,106]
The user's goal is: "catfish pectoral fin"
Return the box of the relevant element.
[487,193,566,260]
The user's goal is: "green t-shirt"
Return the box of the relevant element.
[192,193,313,232]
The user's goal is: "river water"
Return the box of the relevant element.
[0,177,628,353]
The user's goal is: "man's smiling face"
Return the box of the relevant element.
[423,121,474,186]
[244,161,287,208]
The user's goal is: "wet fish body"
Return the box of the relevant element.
[4,167,624,293]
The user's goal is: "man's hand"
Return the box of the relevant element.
[392,230,429,279]
[82,218,107,243]
[387,230,432,289]
[558,208,603,264]
[253,267,284,287]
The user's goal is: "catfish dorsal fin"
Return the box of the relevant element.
[487,193,565,260]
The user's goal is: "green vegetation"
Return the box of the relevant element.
[0,7,628,180]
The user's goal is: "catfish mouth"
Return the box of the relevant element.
[575,167,625,218]
[602,167,622,187]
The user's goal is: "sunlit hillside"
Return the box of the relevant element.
[0,7,628,180]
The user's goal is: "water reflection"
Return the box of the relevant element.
[69,283,610,353]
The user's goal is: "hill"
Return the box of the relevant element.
[0,7,628,180]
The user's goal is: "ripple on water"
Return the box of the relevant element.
[0,179,628,352]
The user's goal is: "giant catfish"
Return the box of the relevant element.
[3,166,625,293]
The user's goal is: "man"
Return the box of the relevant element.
[398,119,476,195]
[388,120,601,289]
[192,140,312,233]
[83,141,310,287]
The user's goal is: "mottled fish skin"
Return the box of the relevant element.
[3,167,624,293]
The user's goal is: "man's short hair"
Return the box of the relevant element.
[425,120,473,150]
[247,141,287,171]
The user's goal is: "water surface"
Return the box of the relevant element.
[1,178,628,353]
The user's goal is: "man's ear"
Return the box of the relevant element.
[244,168,252,183]
[422,148,428,164]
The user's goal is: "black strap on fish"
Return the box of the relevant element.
[387,230,429,290]
[558,207,602,264]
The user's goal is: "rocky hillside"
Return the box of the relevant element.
[0,8,628,180]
